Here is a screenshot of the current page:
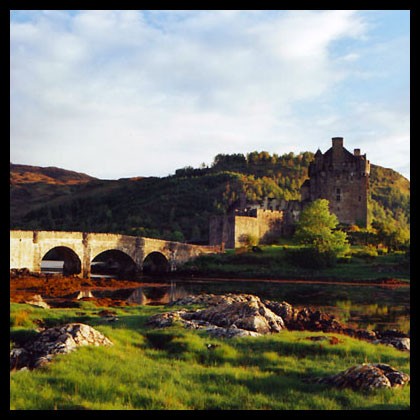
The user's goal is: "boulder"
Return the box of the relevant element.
[151,295,285,336]
[185,295,285,334]
[314,363,410,390]
[24,294,50,309]
[373,336,410,352]
[10,323,113,370]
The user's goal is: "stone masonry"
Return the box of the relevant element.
[10,230,221,278]
[209,137,370,248]
[301,137,370,227]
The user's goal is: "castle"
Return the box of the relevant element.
[209,137,370,249]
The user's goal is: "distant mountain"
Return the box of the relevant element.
[10,153,410,243]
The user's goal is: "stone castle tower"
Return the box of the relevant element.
[209,136,370,248]
[300,137,370,227]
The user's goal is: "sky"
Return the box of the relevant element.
[10,10,410,180]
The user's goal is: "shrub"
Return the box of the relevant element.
[238,234,259,247]
[285,247,337,269]
[352,246,378,260]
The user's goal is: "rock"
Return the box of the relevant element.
[373,336,410,351]
[147,310,189,328]
[378,329,409,339]
[205,324,262,339]
[10,323,113,370]
[155,293,410,351]
[314,363,410,390]
[98,309,119,322]
[263,300,297,322]
[354,329,377,341]
[304,335,342,345]
[24,294,50,309]
[170,293,265,307]
[186,296,285,334]
[151,295,285,336]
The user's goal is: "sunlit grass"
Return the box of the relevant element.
[10,303,410,410]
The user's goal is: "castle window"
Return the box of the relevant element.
[358,195,361,202]
[336,188,341,202]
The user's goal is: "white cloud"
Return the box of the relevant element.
[10,10,409,180]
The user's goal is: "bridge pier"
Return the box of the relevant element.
[82,233,91,278]
[32,232,42,273]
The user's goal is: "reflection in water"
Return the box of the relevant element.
[127,289,149,305]
[332,300,410,334]
[36,265,410,334]
[130,279,409,334]
[126,282,190,306]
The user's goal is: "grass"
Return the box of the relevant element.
[178,245,410,283]
[10,302,410,410]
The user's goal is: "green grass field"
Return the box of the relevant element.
[10,301,410,410]
[179,245,410,283]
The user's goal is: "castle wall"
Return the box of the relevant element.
[234,215,260,247]
[209,215,236,249]
[209,210,284,249]
[255,210,283,244]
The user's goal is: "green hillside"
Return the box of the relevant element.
[10,152,410,243]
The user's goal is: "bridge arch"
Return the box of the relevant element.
[41,246,82,276]
[143,251,170,274]
[91,249,138,279]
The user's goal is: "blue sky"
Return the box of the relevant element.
[10,10,410,180]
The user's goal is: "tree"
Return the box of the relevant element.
[294,199,349,257]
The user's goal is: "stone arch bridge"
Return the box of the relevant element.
[10,230,221,278]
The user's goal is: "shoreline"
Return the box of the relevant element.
[170,275,409,288]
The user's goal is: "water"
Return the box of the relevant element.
[39,261,410,334]
[41,260,114,278]
[134,278,410,334]
[41,260,63,273]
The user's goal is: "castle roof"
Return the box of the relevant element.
[322,146,365,163]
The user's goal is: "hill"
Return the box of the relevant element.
[10,153,410,243]
[10,163,96,185]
